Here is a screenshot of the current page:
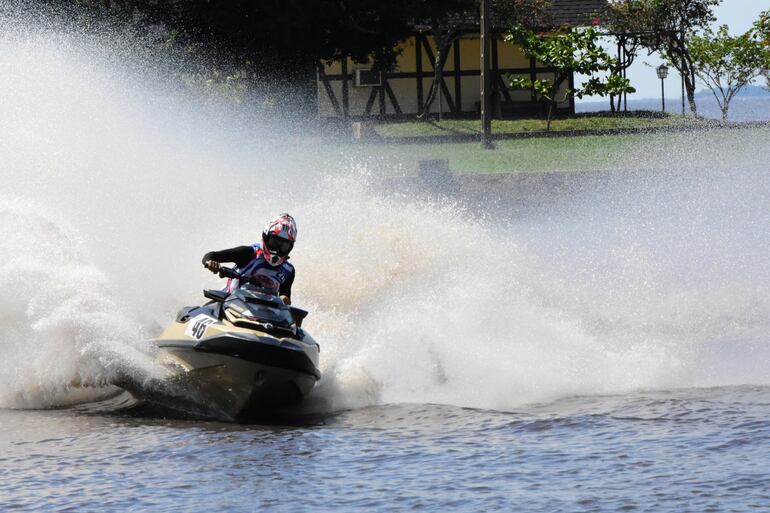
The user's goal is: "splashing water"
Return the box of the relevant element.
[1,8,769,413]
[0,198,161,407]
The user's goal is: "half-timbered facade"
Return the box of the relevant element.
[316,0,607,119]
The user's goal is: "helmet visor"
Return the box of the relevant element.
[265,235,294,257]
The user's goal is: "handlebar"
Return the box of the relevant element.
[210,265,266,292]
[203,261,244,281]
[215,265,243,281]
[205,263,301,315]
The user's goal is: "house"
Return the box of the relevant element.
[316,0,607,119]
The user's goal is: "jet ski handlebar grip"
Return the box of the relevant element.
[217,266,243,280]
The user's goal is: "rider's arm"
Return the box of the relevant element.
[279,268,294,302]
[202,246,255,268]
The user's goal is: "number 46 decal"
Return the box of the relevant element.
[185,314,216,340]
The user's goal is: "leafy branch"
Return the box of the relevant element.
[505,25,635,130]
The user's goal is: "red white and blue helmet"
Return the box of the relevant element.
[262,213,297,266]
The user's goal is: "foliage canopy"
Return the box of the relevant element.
[603,0,720,114]
[690,25,768,120]
[753,9,770,89]
[505,25,635,129]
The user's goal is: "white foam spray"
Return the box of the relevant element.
[1,9,769,412]
[0,198,161,407]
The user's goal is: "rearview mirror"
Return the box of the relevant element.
[203,289,229,303]
[289,306,308,327]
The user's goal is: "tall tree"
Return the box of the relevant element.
[690,25,767,120]
[601,3,645,112]
[64,1,475,74]
[62,0,484,114]
[603,0,720,115]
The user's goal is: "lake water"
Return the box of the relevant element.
[577,96,770,122]
[3,387,770,512]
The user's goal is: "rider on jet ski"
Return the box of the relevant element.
[202,213,297,304]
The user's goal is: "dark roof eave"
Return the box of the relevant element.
[413,0,608,32]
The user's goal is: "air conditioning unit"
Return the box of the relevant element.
[354,69,382,87]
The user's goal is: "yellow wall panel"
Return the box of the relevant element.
[459,37,480,71]
[318,32,573,117]
[419,36,454,72]
[423,35,463,72]
[443,39,455,72]
[388,78,417,114]
[460,76,480,113]
[496,40,529,69]
[422,77,433,106]
[324,60,342,75]
[419,36,433,70]
[388,78,419,114]
[394,38,417,73]
[440,77,457,112]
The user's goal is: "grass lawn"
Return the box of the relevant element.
[372,113,694,139]
[325,125,767,175]
[348,135,637,174]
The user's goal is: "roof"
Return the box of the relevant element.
[426,0,608,32]
[548,0,607,27]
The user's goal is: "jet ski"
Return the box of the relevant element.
[122,266,320,422]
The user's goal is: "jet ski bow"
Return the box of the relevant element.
[124,266,320,422]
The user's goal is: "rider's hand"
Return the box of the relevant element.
[204,260,220,273]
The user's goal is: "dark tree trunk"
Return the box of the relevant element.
[667,34,698,115]
[544,75,569,131]
[546,101,555,130]
[609,36,637,115]
[418,27,461,119]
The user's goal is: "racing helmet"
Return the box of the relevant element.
[262,213,297,266]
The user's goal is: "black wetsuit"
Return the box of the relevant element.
[203,243,295,299]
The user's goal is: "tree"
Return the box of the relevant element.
[603,0,720,115]
[64,1,475,78]
[62,0,552,118]
[753,10,770,89]
[418,0,550,119]
[62,0,485,114]
[689,25,767,121]
[505,25,635,130]
[409,0,475,119]
[601,2,646,112]
[97,0,425,67]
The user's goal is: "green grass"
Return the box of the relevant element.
[320,124,768,176]
[344,135,639,175]
[373,113,694,139]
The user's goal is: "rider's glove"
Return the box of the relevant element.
[204,260,220,273]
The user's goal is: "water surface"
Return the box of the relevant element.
[3,387,769,512]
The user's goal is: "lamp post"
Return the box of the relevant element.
[656,64,669,113]
[480,0,492,149]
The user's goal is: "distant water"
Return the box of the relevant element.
[2,387,770,512]
[577,96,770,122]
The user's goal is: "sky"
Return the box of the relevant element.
[577,0,769,102]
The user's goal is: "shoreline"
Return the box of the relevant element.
[356,120,770,145]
